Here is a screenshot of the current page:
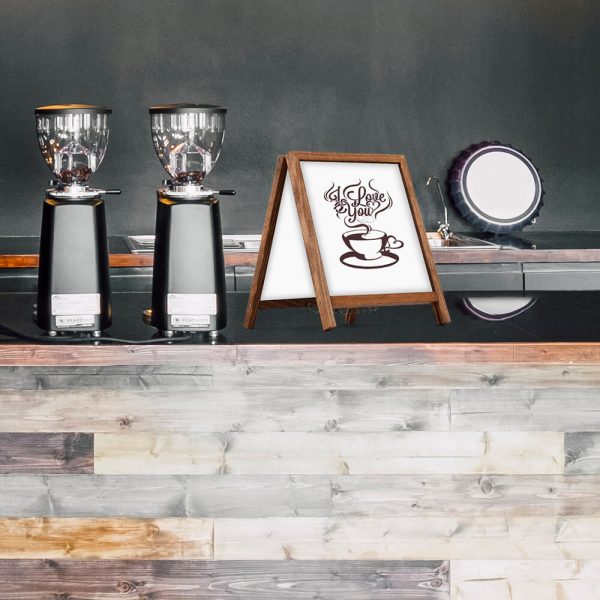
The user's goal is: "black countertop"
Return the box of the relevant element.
[485,231,600,250]
[0,232,599,345]
[0,290,598,345]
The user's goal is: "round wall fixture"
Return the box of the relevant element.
[448,142,543,234]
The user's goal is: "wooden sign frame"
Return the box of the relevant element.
[243,152,450,331]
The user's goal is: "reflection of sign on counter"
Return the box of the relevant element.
[244,152,450,331]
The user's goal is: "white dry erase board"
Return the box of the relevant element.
[244,152,450,331]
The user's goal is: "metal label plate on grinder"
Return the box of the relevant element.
[51,293,101,316]
[171,315,211,328]
[55,315,96,328]
[167,294,217,315]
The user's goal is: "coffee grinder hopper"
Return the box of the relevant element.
[36,104,111,189]
[150,104,230,190]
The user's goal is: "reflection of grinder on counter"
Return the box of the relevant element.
[144,104,235,338]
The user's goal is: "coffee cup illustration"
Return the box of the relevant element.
[343,229,403,261]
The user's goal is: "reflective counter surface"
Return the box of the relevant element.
[0,291,597,345]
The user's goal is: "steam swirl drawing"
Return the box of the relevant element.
[324,179,403,269]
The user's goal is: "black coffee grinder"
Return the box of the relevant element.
[146,104,234,338]
[34,105,120,336]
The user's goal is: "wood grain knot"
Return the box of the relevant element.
[146,524,160,537]
[324,419,339,432]
[478,476,495,495]
[482,374,501,386]
[116,580,141,593]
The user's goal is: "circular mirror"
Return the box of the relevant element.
[448,142,543,233]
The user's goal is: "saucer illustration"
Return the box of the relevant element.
[340,250,399,269]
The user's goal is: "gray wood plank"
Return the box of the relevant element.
[6,474,600,520]
[0,475,330,517]
[0,388,449,432]
[1,363,599,392]
[565,432,600,474]
[451,388,600,431]
[211,364,600,390]
[0,433,92,474]
[0,366,213,390]
[0,560,449,599]
[331,475,600,517]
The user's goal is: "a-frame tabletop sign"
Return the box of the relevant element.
[244,152,450,331]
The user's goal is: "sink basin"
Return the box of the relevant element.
[427,232,500,249]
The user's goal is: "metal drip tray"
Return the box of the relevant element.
[125,234,261,254]
[427,232,500,249]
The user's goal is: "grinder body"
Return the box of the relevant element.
[150,189,227,334]
[36,193,112,333]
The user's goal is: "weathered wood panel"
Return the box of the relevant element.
[513,343,600,364]
[214,516,600,560]
[0,347,598,594]
[3,342,600,368]
[94,432,564,475]
[0,366,213,391]
[0,433,92,474]
[0,251,253,269]
[0,518,212,559]
[451,388,600,431]
[565,432,600,474]
[235,344,516,366]
[211,364,600,390]
[0,475,331,517]
[330,474,600,517]
[5,474,600,520]
[451,560,600,600]
[0,363,599,391]
[0,346,236,367]
[0,560,449,599]
[0,388,449,432]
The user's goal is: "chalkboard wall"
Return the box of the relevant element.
[0,0,597,236]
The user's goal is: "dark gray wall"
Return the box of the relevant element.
[0,0,598,236]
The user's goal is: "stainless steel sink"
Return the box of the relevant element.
[427,232,500,249]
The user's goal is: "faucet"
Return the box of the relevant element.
[426,176,451,240]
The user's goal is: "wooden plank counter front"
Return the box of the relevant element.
[1,342,600,598]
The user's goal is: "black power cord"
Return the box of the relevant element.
[0,323,192,344]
